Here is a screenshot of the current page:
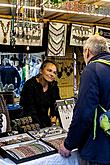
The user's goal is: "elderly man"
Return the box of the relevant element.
[59,34,110,165]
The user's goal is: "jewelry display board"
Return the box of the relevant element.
[95,26,110,47]
[0,19,11,45]
[70,24,94,46]
[56,97,76,132]
[0,139,57,164]
[47,57,74,98]
[50,57,74,87]
[14,22,43,46]
[48,22,67,56]
[0,18,43,46]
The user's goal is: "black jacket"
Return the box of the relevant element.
[20,76,60,128]
[0,64,21,89]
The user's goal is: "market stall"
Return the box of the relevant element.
[0,0,110,164]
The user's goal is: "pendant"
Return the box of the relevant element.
[3,33,7,43]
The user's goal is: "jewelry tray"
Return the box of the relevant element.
[0,133,34,147]
[0,139,57,164]
[28,125,67,139]
[42,132,67,150]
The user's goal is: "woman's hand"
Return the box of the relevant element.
[51,116,56,124]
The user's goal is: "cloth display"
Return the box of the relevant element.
[0,150,79,165]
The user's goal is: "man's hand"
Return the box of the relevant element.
[58,142,71,157]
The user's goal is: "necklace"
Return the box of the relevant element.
[0,20,10,43]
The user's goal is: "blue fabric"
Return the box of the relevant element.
[104,111,110,119]
[7,104,22,111]
[64,52,110,164]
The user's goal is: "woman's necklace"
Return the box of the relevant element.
[36,77,48,92]
[43,85,48,92]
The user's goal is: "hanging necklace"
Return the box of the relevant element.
[49,26,65,36]
[0,20,10,43]
[48,46,63,56]
[49,32,64,45]
[49,22,65,34]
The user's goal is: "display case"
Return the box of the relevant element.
[28,125,66,139]
[0,139,57,164]
[56,97,76,131]
[0,133,35,147]
[42,133,67,150]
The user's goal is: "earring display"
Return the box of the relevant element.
[56,98,77,132]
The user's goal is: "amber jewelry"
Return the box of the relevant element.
[28,116,33,123]
[0,20,10,43]
[20,117,26,125]
[26,124,32,131]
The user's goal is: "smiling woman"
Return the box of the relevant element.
[20,60,61,128]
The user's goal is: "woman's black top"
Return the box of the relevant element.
[20,76,60,128]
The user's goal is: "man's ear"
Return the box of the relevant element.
[87,48,90,59]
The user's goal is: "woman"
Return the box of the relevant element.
[20,60,60,128]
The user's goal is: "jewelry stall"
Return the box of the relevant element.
[0,0,110,164]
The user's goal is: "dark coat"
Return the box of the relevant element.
[0,64,21,89]
[64,52,110,164]
[20,76,60,128]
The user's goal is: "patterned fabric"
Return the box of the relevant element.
[0,95,11,132]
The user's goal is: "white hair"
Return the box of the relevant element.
[83,34,109,56]
[2,58,10,65]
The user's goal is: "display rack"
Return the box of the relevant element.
[28,125,66,139]
[56,97,77,131]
